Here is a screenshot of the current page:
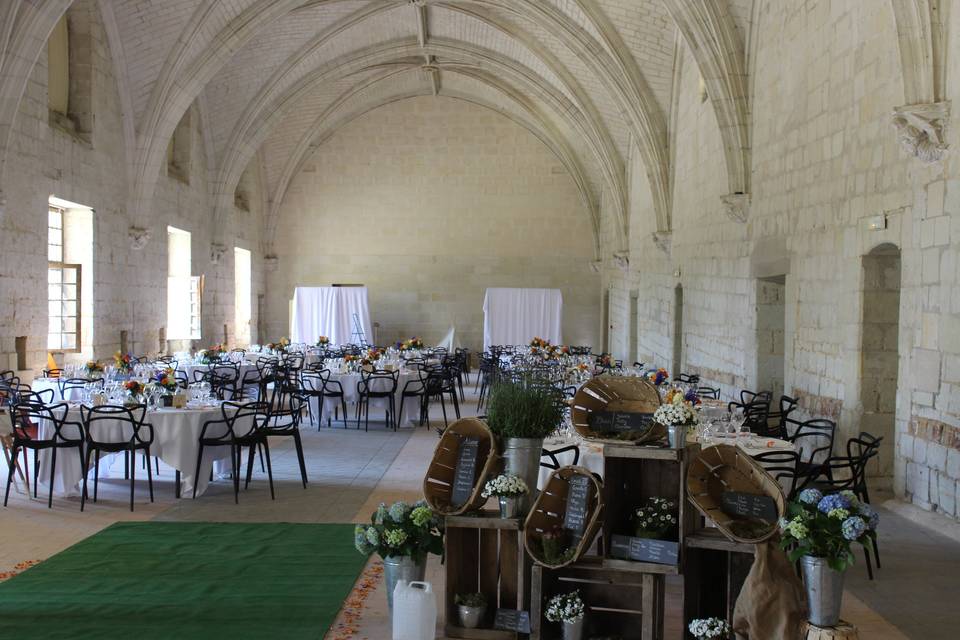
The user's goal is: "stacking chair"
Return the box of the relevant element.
[676,373,701,384]
[540,444,581,470]
[299,371,324,427]
[397,367,428,428]
[316,368,349,428]
[42,368,64,378]
[765,395,798,439]
[259,394,307,489]
[752,449,805,499]
[193,401,273,503]
[786,418,836,483]
[4,399,85,509]
[422,366,460,429]
[357,369,399,431]
[80,404,155,512]
[59,377,101,402]
[697,386,721,399]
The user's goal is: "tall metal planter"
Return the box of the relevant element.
[502,437,543,515]
[800,555,844,627]
[383,555,427,611]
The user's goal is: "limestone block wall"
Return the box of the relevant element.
[0,1,264,374]
[600,1,960,517]
[267,96,601,351]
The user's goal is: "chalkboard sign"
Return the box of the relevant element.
[588,410,655,433]
[450,437,480,508]
[494,609,531,633]
[563,474,591,540]
[721,491,778,523]
[610,534,679,565]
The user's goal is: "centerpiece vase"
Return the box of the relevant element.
[562,617,585,640]
[667,423,685,448]
[498,495,521,518]
[383,555,427,611]
[800,555,844,627]
[502,437,543,515]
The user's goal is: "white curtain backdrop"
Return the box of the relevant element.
[291,286,373,345]
[482,288,562,351]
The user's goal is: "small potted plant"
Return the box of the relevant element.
[454,592,487,629]
[354,500,444,612]
[689,617,732,640]
[545,590,585,640]
[481,473,529,518]
[485,377,564,514]
[539,525,576,566]
[633,496,678,539]
[780,488,879,627]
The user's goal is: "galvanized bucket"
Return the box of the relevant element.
[502,437,543,515]
[801,555,845,627]
[383,555,426,611]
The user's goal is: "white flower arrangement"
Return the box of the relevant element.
[481,473,529,498]
[545,590,585,623]
[653,391,699,427]
[634,496,678,534]
[688,617,731,639]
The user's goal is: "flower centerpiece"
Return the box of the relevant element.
[266,337,290,353]
[485,377,564,514]
[689,617,732,640]
[779,488,879,627]
[481,473,529,518]
[654,388,699,447]
[454,593,487,629]
[399,336,424,351]
[545,590,586,640]
[123,380,144,405]
[647,368,669,386]
[361,347,383,366]
[633,496,678,539]
[354,500,444,610]
[316,335,330,347]
[150,367,178,401]
[199,344,224,364]
[114,351,133,375]
[85,360,104,378]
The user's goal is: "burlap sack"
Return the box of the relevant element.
[733,541,807,639]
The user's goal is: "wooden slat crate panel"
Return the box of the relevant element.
[570,376,665,444]
[424,417,499,515]
[531,561,664,640]
[523,466,604,569]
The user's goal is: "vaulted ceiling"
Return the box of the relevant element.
[0,0,764,256]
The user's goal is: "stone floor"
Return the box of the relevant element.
[0,387,954,639]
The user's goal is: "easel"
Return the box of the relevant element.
[351,312,369,347]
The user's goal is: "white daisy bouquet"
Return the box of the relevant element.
[545,590,585,623]
[633,496,678,539]
[689,617,732,639]
[481,473,529,498]
[653,388,699,427]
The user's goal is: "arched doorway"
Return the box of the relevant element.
[860,244,901,483]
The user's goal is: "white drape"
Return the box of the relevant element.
[291,286,373,345]
[482,287,563,351]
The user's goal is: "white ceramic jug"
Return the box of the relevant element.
[391,580,437,640]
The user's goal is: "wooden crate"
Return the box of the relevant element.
[444,511,531,639]
[600,444,698,574]
[530,559,664,640]
[683,528,755,625]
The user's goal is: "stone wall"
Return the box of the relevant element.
[600,1,960,517]
[0,0,264,375]
[267,96,601,351]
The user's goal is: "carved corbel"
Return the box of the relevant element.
[612,251,629,272]
[721,193,750,223]
[892,102,950,164]
[210,243,227,265]
[651,231,672,255]
[128,226,151,250]
[263,254,279,272]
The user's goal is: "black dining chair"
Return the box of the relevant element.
[312,368,349,428]
[79,404,155,512]
[259,393,308,489]
[765,395,798,439]
[398,367,429,428]
[786,418,836,483]
[540,444,581,470]
[357,369,399,431]
[193,401,273,503]
[4,399,85,509]
[697,386,721,400]
[752,449,805,499]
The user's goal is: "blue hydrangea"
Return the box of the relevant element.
[798,488,823,505]
[858,503,880,530]
[817,493,851,514]
[365,526,380,547]
[354,525,373,554]
[841,516,868,541]
[388,501,410,522]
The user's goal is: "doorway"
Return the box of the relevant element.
[756,275,786,399]
[860,245,901,481]
[672,285,683,375]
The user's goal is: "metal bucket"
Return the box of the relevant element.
[383,555,426,611]
[457,604,486,629]
[800,555,845,627]
[499,495,521,519]
[563,617,585,640]
[502,437,543,515]
[667,424,684,448]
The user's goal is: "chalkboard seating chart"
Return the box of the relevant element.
[450,437,480,508]
[493,609,531,633]
[720,491,778,523]
[609,534,680,565]
[588,410,656,434]
[563,474,591,541]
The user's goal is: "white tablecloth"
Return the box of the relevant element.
[291,286,373,345]
[31,378,81,403]
[307,371,419,427]
[37,404,233,498]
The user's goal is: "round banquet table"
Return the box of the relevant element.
[308,370,419,428]
[31,377,87,403]
[37,403,234,498]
